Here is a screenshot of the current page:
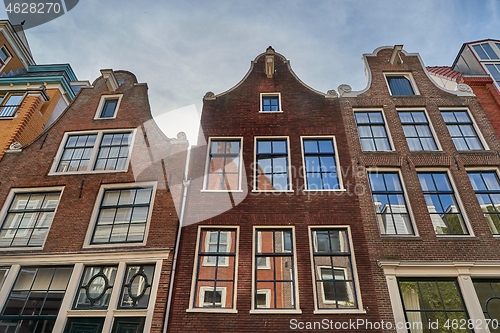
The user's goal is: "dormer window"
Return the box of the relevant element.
[260,93,282,112]
[0,93,24,117]
[95,94,122,119]
[0,46,11,69]
[472,42,499,60]
[385,74,418,96]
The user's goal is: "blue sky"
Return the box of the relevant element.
[1,0,498,143]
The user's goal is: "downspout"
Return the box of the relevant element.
[163,145,191,333]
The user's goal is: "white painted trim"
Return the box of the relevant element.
[352,108,395,152]
[82,181,158,248]
[94,94,123,120]
[395,108,443,151]
[49,128,137,175]
[259,92,283,113]
[253,136,293,191]
[439,107,490,151]
[203,137,243,192]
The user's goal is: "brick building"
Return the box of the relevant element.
[166,47,382,332]
[341,45,500,332]
[0,20,85,160]
[0,69,187,333]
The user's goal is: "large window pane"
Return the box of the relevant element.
[468,171,500,234]
[398,111,438,151]
[355,112,392,152]
[303,139,340,190]
[206,139,241,191]
[441,111,484,151]
[74,266,117,310]
[256,139,290,190]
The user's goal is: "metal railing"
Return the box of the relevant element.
[0,104,21,117]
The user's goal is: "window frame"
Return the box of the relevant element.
[416,168,474,237]
[0,186,64,251]
[0,45,12,69]
[366,168,418,237]
[94,94,123,120]
[187,226,239,313]
[396,108,441,152]
[384,73,420,96]
[439,108,488,151]
[49,129,137,175]
[308,226,365,314]
[471,41,500,61]
[83,182,157,248]
[300,136,345,191]
[251,226,301,314]
[259,93,282,113]
[353,109,394,152]
[0,92,25,118]
[202,137,244,192]
[253,136,293,192]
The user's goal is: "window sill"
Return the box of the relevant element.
[435,235,477,240]
[67,310,108,316]
[250,309,302,315]
[303,189,346,192]
[251,190,294,193]
[93,117,118,120]
[82,241,147,249]
[113,309,148,316]
[186,308,238,314]
[0,116,16,120]
[48,169,129,176]
[0,246,43,251]
[380,235,422,240]
[360,150,398,154]
[313,309,367,315]
[259,110,283,113]
[200,190,244,193]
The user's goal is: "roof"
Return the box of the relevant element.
[452,39,500,67]
[426,66,462,82]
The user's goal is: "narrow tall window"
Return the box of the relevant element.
[0,266,73,332]
[74,266,118,309]
[310,228,359,310]
[92,187,153,244]
[0,191,62,248]
[368,172,413,235]
[99,98,119,118]
[387,76,415,95]
[467,171,500,235]
[418,172,468,235]
[205,139,241,191]
[255,139,290,191]
[355,111,392,151]
[398,279,471,332]
[302,138,340,190]
[472,279,500,329]
[119,265,155,309]
[191,228,237,310]
[398,111,438,151]
[441,110,484,151]
[254,228,297,310]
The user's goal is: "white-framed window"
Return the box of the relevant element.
[188,227,238,312]
[252,227,300,313]
[440,109,487,151]
[397,109,440,151]
[417,170,471,236]
[0,187,63,250]
[309,227,364,313]
[94,94,123,119]
[379,260,500,333]
[367,170,416,236]
[301,136,343,190]
[259,93,282,113]
[0,45,11,69]
[84,182,157,247]
[354,110,393,152]
[467,169,500,235]
[472,42,500,60]
[50,129,136,174]
[254,137,292,192]
[0,92,24,117]
[384,73,419,96]
[203,138,243,191]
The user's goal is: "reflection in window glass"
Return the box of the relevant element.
[398,111,438,151]
[468,171,500,234]
[99,98,118,118]
[262,96,280,112]
[473,279,500,331]
[355,112,391,151]
[206,139,241,190]
[303,139,340,190]
[418,172,468,235]
[441,111,483,151]
[119,265,154,309]
[74,266,118,309]
[387,76,415,95]
[256,139,290,190]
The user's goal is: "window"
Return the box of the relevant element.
[0,266,73,332]
[418,172,468,235]
[260,93,281,112]
[255,138,290,191]
[111,317,145,333]
[468,171,500,235]
[253,228,298,311]
[53,130,134,173]
[190,228,237,311]
[119,265,155,309]
[485,63,500,88]
[368,172,414,235]
[74,266,118,309]
[354,111,392,151]
[0,45,11,68]
[398,278,471,332]
[441,110,484,151]
[91,186,154,244]
[398,111,438,151]
[386,75,416,96]
[0,93,24,117]
[0,190,62,248]
[302,138,341,190]
[310,228,359,311]
[95,94,122,119]
[473,279,500,330]
[205,139,242,191]
[473,43,499,60]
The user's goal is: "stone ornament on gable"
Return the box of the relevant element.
[457,84,473,94]
[338,84,352,96]
[9,142,22,150]
[325,90,338,98]
[203,92,216,101]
